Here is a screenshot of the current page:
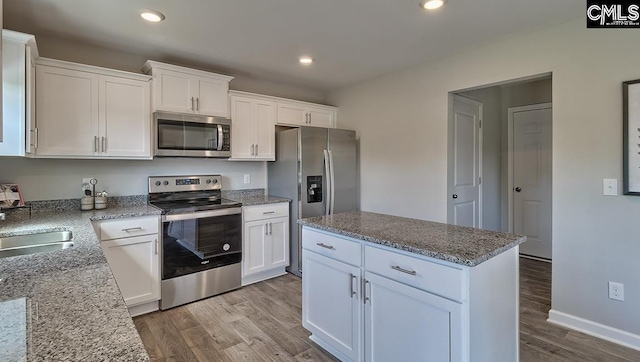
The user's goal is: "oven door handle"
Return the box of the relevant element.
[162,207,241,221]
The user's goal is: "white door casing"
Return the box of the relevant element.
[448,94,483,228]
[509,103,552,260]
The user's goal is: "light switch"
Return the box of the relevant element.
[603,179,618,196]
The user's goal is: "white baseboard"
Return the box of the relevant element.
[128,301,159,317]
[547,309,640,351]
[241,267,287,286]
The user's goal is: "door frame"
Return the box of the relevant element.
[507,102,552,233]
[447,94,484,228]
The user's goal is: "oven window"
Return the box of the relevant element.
[162,214,242,279]
[157,120,219,151]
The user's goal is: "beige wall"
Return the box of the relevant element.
[329,17,640,342]
[0,157,266,201]
[31,33,329,104]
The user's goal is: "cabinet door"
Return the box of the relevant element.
[195,77,229,117]
[36,65,99,156]
[307,106,335,128]
[100,76,151,158]
[268,217,289,269]
[230,96,256,159]
[254,98,276,160]
[277,102,307,126]
[101,234,160,307]
[243,220,269,276]
[364,272,463,362]
[303,250,361,361]
[154,70,194,114]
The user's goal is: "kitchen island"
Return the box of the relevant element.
[299,211,526,362]
[0,201,161,362]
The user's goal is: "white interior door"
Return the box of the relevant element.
[448,95,482,228]
[510,104,552,259]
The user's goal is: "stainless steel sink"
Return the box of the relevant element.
[0,231,74,259]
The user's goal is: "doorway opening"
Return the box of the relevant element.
[447,73,553,262]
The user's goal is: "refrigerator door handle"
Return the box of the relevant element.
[328,149,335,214]
[324,149,331,216]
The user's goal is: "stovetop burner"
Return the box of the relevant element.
[150,198,242,215]
[147,175,242,215]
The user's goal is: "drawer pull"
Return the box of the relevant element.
[316,242,335,250]
[122,227,143,232]
[391,265,417,276]
[262,211,276,214]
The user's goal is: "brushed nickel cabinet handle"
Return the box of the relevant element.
[154,239,158,255]
[255,144,259,155]
[269,222,272,235]
[262,211,276,215]
[391,265,417,276]
[94,136,98,152]
[34,128,39,148]
[316,242,334,250]
[191,97,195,111]
[122,227,143,232]
[364,279,370,304]
[265,223,268,236]
[196,97,200,112]
[101,137,106,153]
[350,274,357,297]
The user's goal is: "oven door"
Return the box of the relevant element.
[155,112,231,158]
[162,208,241,280]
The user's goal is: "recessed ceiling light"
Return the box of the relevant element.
[140,9,166,22]
[299,56,314,65]
[419,0,445,10]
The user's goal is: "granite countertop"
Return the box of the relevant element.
[298,211,526,267]
[0,202,161,361]
[223,189,291,206]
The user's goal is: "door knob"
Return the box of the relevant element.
[514,187,522,192]
[452,194,458,199]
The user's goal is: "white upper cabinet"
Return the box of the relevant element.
[277,100,336,128]
[0,30,38,157]
[35,58,151,159]
[142,60,233,118]
[229,91,276,161]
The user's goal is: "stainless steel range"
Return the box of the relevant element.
[148,175,242,310]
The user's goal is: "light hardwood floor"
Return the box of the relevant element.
[135,258,640,361]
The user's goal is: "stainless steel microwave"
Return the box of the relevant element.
[154,112,231,158]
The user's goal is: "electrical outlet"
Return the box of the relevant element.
[244,174,251,184]
[603,179,618,196]
[608,281,624,301]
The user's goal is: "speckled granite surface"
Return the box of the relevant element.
[224,189,291,206]
[0,203,161,361]
[299,211,526,267]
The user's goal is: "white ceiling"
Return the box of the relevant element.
[4,0,584,92]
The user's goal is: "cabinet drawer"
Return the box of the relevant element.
[243,203,289,222]
[302,228,361,266]
[99,216,159,241]
[364,245,464,302]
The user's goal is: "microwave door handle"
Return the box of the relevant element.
[217,125,224,151]
[324,150,331,216]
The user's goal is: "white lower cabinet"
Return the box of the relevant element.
[364,272,462,362]
[94,216,160,316]
[242,203,290,285]
[303,250,362,362]
[302,227,520,362]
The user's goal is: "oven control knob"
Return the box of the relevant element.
[223,243,230,251]
[163,180,169,186]
[206,179,212,184]
[212,179,218,184]
[155,181,161,186]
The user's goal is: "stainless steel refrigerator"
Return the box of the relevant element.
[268,127,358,276]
